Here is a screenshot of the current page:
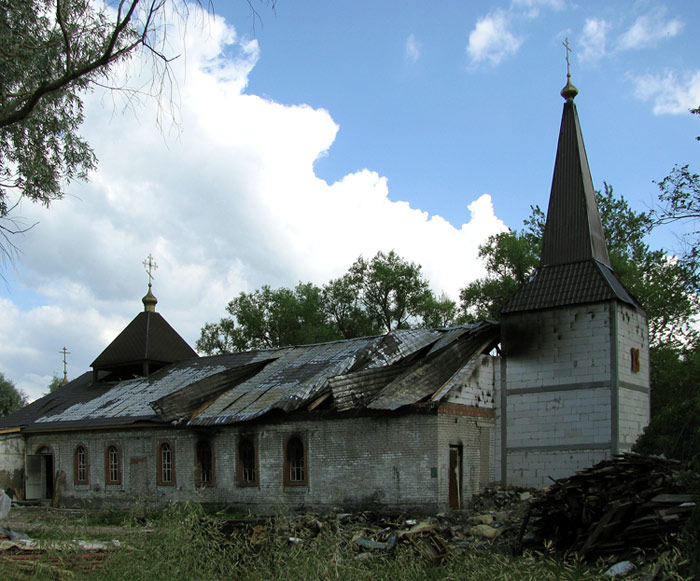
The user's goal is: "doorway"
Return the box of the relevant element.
[25,446,54,500]
[448,445,463,509]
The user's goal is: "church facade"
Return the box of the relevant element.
[0,79,650,512]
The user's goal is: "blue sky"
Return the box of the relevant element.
[227,0,699,236]
[1,0,699,400]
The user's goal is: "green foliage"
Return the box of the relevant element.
[47,375,63,393]
[634,343,700,462]
[633,394,700,463]
[458,184,699,349]
[0,504,613,580]
[458,229,540,321]
[0,371,26,417]
[654,163,700,279]
[0,1,279,263]
[0,0,163,261]
[348,250,433,332]
[197,251,455,354]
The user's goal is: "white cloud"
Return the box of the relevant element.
[405,34,421,63]
[578,18,609,62]
[511,0,565,19]
[629,70,700,115]
[467,10,523,67]
[0,5,507,402]
[617,9,683,51]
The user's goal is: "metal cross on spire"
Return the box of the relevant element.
[143,254,158,286]
[59,346,70,384]
[563,37,572,77]
[560,37,578,101]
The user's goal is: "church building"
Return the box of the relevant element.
[0,77,650,512]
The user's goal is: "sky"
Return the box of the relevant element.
[1,0,699,401]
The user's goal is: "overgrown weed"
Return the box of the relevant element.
[0,503,691,580]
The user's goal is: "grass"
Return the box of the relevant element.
[0,503,692,580]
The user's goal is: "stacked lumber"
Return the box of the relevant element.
[522,453,696,558]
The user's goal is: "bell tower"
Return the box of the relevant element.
[498,63,650,487]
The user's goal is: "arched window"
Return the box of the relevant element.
[157,441,176,486]
[105,444,122,485]
[237,437,257,486]
[284,436,307,486]
[74,444,89,485]
[195,440,214,486]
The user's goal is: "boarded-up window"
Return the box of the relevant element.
[284,436,307,486]
[195,441,214,486]
[158,442,175,486]
[631,348,640,373]
[74,445,88,485]
[105,445,121,485]
[238,437,257,486]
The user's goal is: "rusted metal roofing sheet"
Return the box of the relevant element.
[330,360,415,412]
[368,323,499,410]
[1,324,500,432]
[190,337,383,425]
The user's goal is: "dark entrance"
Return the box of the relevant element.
[25,446,54,500]
[448,445,463,509]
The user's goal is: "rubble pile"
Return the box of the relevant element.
[522,453,697,559]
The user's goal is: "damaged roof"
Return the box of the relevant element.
[0,323,499,433]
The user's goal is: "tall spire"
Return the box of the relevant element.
[501,53,639,314]
[539,49,610,268]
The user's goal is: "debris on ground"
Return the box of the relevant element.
[521,453,696,559]
[1,453,696,577]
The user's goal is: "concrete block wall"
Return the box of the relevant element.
[504,304,612,390]
[506,387,612,449]
[501,304,615,488]
[506,448,611,485]
[24,413,460,513]
[614,304,650,451]
[618,387,650,451]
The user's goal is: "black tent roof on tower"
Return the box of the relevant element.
[502,76,641,314]
[91,284,198,381]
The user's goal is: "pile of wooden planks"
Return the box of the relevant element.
[522,453,696,558]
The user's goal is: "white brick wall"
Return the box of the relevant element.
[445,354,496,409]
[24,410,494,513]
[0,433,25,490]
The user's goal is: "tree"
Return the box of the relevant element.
[633,341,700,463]
[652,106,700,284]
[0,0,274,263]
[458,227,540,322]
[197,282,340,354]
[347,250,434,332]
[458,185,699,349]
[47,375,63,393]
[0,372,27,417]
[197,250,455,355]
